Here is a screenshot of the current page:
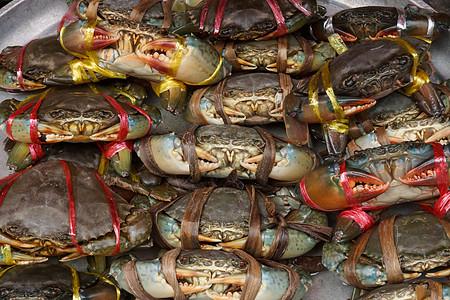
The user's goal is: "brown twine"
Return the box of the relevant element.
[189,86,210,124]
[242,186,263,258]
[277,35,288,73]
[379,215,404,284]
[122,259,158,299]
[293,34,314,75]
[414,279,443,300]
[375,127,391,146]
[181,124,201,183]
[161,248,185,300]
[232,249,262,300]
[213,78,231,124]
[137,136,168,177]
[86,0,102,21]
[258,259,301,300]
[254,127,276,186]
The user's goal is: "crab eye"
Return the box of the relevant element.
[97,110,114,119]
[0,288,10,297]
[43,287,61,298]
[397,56,409,65]
[344,75,357,87]
[239,260,247,268]
[220,28,233,36]
[109,19,115,25]
[263,22,274,29]
[249,138,264,148]
[223,90,234,97]
[198,135,216,144]
[180,256,189,265]
[49,109,66,119]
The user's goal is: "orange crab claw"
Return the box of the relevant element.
[399,159,440,186]
[334,29,358,42]
[372,28,399,40]
[300,163,390,210]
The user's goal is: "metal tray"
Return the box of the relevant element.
[0,0,448,299]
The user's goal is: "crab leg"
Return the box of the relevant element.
[0,233,38,249]
[0,251,48,265]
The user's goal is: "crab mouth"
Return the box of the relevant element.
[176,268,245,299]
[399,159,440,186]
[346,168,390,202]
[136,38,188,75]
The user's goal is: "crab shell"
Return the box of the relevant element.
[0,36,79,91]
[0,160,152,260]
[0,84,158,144]
[135,124,318,183]
[183,0,321,40]
[0,264,118,299]
[297,142,442,210]
[323,211,450,288]
[154,186,327,259]
[110,249,311,300]
[297,37,430,100]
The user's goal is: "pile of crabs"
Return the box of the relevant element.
[0,0,449,299]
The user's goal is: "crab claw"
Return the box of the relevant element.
[59,20,119,55]
[399,158,442,186]
[298,163,389,210]
[284,93,376,124]
[1,252,48,265]
[241,144,317,182]
[0,69,46,91]
[207,274,246,285]
[137,36,231,85]
[425,125,450,143]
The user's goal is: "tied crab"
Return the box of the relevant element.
[0,36,83,91]
[0,160,153,264]
[109,248,311,300]
[0,82,161,176]
[0,264,119,299]
[322,211,450,289]
[150,186,330,260]
[59,13,232,113]
[355,280,450,299]
[309,5,450,42]
[134,124,319,185]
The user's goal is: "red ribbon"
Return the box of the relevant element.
[0,170,27,209]
[60,160,86,254]
[28,143,46,161]
[339,160,358,207]
[57,0,80,34]
[122,102,153,137]
[99,94,129,142]
[265,0,288,36]
[29,98,45,144]
[288,0,312,17]
[420,143,450,218]
[16,39,37,91]
[6,102,37,142]
[97,140,133,159]
[199,0,212,32]
[0,48,21,65]
[338,208,374,232]
[94,172,121,256]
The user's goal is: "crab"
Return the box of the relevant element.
[0,160,153,264]
[355,280,450,299]
[0,264,119,299]
[109,248,312,300]
[150,186,330,260]
[309,5,450,42]
[322,211,450,289]
[0,82,161,176]
[134,124,318,185]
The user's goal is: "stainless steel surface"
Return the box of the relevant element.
[0,0,448,299]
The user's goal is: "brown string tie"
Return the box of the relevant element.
[293,34,314,75]
[122,259,158,300]
[189,86,210,124]
[149,198,181,249]
[375,126,391,146]
[232,249,262,300]
[242,186,263,258]
[180,187,215,249]
[379,214,404,284]
[129,0,174,31]
[137,135,168,177]
[181,124,201,183]
[258,259,301,300]
[413,279,443,300]
[86,0,101,21]
[161,248,186,300]
[277,35,288,73]
[213,78,231,124]
[254,127,276,186]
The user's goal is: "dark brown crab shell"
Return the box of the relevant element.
[185,0,319,40]
[0,160,132,247]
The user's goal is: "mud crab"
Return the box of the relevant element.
[0,82,160,176]
[309,5,450,42]
[59,14,231,113]
[0,36,82,91]
[150,186,330,260]
[134,124,318,185]
[213,33,335,74]
[185,73,375,128]
[322,211,450,289]
[110,248,311,299]
[355,280,450,299]
[0,264,119,299]
[296,36,445,117]
[0,160,153,263]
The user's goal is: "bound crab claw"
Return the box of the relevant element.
[0,248,48,265]
[0,69,46,91]
[110,249,311,300]
[297,163,390,210]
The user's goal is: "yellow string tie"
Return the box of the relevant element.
[109,87,137,105]
[1,245,14,265]
[152,76,186,96]
[85,272,121,300]
[401,68,431,96]
[307,68,323,123]
[327,33,348,55]
[67,265,81,300]
[168,37,186,77]
[0,265,15,278]
[97,154,109,175]
[17,88,52,108]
